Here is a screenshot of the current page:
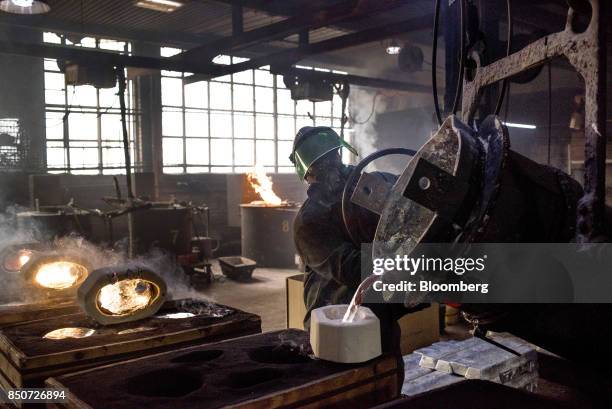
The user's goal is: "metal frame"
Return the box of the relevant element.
[461,0,606,242]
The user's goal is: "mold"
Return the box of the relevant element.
[126,368,204,397]
[248,344,311,365]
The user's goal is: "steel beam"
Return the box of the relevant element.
[177,0,407,63]
[0,41,210,74]
[185,15,432,83]
[211,0,349,17]
[0,15,213,47]
[268,66,431,93]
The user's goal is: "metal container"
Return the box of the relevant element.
[240,204,298,268]
[128,206,192,255]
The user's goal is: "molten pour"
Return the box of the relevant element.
[34,261,87,289]
[43,327,95,340]
[97,279,154,316]
[342,275,379,323]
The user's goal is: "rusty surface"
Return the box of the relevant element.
[373,116,479,259]
[351,172,394,216]
[462,0,606,242]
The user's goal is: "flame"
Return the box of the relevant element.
[246,165,283,206]
[34,261,87,289]
[97,279,155,316]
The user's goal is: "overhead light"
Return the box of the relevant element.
[503,122,536,129]
[386,39,402,55]
[135,0,183,12]
[0,0,50,14]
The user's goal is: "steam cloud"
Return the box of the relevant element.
[0,208,206,305]
[348,86,437,175]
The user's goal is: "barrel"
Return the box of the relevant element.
[240,204,299,268]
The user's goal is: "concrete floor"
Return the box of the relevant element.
[192,262,300,332]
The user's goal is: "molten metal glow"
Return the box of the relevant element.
[246,165,283,206]
[43,327,95,340]
[158,312,195,319]
[34,261,86,289]
[117,326,156,335]
[97,279,155,316]
[3,249,32,272]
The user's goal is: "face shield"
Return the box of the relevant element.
[289,128,358,180]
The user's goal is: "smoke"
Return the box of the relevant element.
[0,208,210,306]
[348,87,437,175]
[349,88,388,159]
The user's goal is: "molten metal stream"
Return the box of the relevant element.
[34,261,86,289]
[342,274,379,323]
[97,279,154,316]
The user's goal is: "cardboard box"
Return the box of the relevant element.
[398,303,440,354]
[286,274,440,353]
[286,274,307,330]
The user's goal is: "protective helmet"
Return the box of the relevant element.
[289,126,358,180]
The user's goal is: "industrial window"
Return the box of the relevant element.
[160,47,349,174]
[43,32,138,175]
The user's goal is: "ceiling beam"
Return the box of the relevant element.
[0,41,210,73]
[0,15,212,47]
[176,0,408,63]
[211,0,349,17]
[269,66,431,93]
[185,15,432,82]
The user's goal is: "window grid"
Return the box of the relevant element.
[43,33,139,175]
[161,50,348,174]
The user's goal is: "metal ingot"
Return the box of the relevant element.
[310,305,381,363]
[78,265,167,325]
[21,252,91,293]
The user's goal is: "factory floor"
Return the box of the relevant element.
[191,261,299,332]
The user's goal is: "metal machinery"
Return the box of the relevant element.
[240,203,299,268]
[346,0,607,363]
[347,0,605,275]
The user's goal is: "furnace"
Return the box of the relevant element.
[240,167,300,268]
[240,203,299,268]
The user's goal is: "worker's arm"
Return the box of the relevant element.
[294,213,364,290]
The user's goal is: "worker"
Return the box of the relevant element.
[289,126,416,357]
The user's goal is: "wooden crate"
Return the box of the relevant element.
[46,329,401,409]
[285,274,439,354]
[0,299,261,392]
[286,274,306,330]
[0,299,80,327]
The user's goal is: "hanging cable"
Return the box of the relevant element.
[504,83,511,122]
[494,0,513,115]
[431,0,442,125]
[547,62,552,165]
[451,0,466,115]
[348,91,381,125]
